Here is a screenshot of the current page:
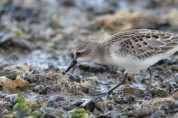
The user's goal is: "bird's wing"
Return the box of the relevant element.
[108,29,178,59]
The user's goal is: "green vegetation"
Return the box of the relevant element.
[71,109,93,118]
[13,94,41,118]
[47,17,63,29]
[13,28,25,37]
[1,94,93,118]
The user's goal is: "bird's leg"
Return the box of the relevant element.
[107,72,128,95]
[147,68,152,90]
[92,72,128,99]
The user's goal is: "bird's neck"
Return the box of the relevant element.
[91,41,111,65]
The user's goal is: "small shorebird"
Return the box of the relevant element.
[65,29,178,95]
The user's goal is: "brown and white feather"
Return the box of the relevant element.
[106,29,178,60]
[73,29,178,71]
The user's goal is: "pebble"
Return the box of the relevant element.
[46,86,51,93]
[67,73,81,82]
[126,95,135,102]
[72,101,84,107]
[80,99,96,112]
[8,94,18,104]
[6,74,17,80]
[171,65,178,71]
[150,110,166,118]
[173,113,178,118]
[163,80,175,90]
[95,102,104,112]
[164,69,173,76]
[0,92,5,98]
[175,73,178,83]
[97,111,120,118]
[68,104,76,110]
[59,102,70,110]
[151,87,168,97]
[62,0,76,6]
[55,96,66,102]
[173,83,178,88]
[3,5,40,23]
[157,58,174,65]
[79,62,107,73]
[107,104,115,111]
[0,85,3,91]
[23,75,37,83]
[123,106,135,112]
[33,85,49,94]
[0,37,31,51]
[170,101,178,112]
[160,105,169,111]
[120,116,128,118]
[42,112,56,118]
[115,95,135,104]
[47,100,58,108]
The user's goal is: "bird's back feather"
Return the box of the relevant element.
[107,29,178,60]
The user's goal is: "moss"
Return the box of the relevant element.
[13,94,41,118]
[13,28,25,37]
[71,108,93,118]
[13,94,32,117]
[151,88,168,97]
[47,17,63,30]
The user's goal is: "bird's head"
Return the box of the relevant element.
[65,40,95,73]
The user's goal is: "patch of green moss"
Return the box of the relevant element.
[71,108,93,118]
[13,28,25,37]
[0,113,16,118]
[47,17,63,30]
[151,88,168,97]
[13,94,41,118]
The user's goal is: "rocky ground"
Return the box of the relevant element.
[0,0,178,118]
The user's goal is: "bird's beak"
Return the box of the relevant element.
[65,59,78,73]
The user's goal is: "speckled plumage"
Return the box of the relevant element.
[106,29,178,60]
[64,29,178,95]
[67,29,178,72]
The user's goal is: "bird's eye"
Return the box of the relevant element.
[76,52,82,57]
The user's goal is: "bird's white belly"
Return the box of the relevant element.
[111,46,178,71]
[111,54,151,71]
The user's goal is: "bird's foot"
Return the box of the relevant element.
[90,90,114,100]
[90,92,109,100]
[90,72,129,100]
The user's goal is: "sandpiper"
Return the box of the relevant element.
[65,29,178,95]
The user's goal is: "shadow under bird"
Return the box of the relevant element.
[64,29,178,96]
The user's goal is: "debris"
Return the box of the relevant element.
[0,75,31,90]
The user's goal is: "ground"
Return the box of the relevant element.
[0,0,178,118]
